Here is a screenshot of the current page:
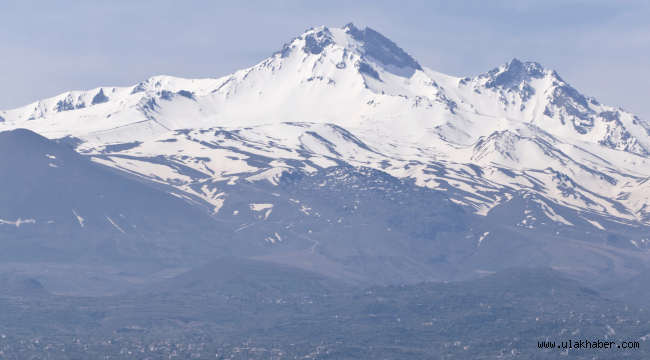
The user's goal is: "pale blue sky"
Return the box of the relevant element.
[2,0,649,119]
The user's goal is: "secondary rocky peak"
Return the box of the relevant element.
[481,58,546,89]
[342,22,358,34]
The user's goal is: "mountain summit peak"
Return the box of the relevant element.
[274,23,422,72]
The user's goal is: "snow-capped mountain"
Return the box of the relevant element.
[2,23,648,229]
[2,23,650,289]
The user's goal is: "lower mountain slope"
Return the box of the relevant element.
[145,256,347,297]
[0,277,51,297]
[0,129,259,293]
[1,24,650,295]
[207,166,650,287]
[2,133,649,294]
[595,269,650,308]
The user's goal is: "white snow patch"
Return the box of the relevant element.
[473,203,492,216]
[72,210,85,228]
[478,231,489,247]
[607,325,616,335]
[300,204,312,215]
[235,223,253,232]
[46,154,56,159]
[581,217,605,230]
[0,218,35,227]
[532,198,573,226]
[200,184,226,214]
[99,156,194,184]
[302,163,318,173]
[245,167,285,184]
[449,198,468,206]
[275,232,282,242]
[105,215,125,234]
[250,203,273,211]
[49,163,57,167]
[233,210,239,215]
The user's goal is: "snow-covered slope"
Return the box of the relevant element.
[2,23,650,231]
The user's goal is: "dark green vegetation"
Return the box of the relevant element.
[0,259,647,359]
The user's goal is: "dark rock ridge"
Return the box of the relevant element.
[91,88,109,105]
[130,82,146,94]
[176,90,194,99]
[355,59,381,80]
[481,58,545,88]
[302,28,332,55]
[54,94,85,112]
[344,22,422,70]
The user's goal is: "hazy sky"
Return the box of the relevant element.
[2,0,649,119]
